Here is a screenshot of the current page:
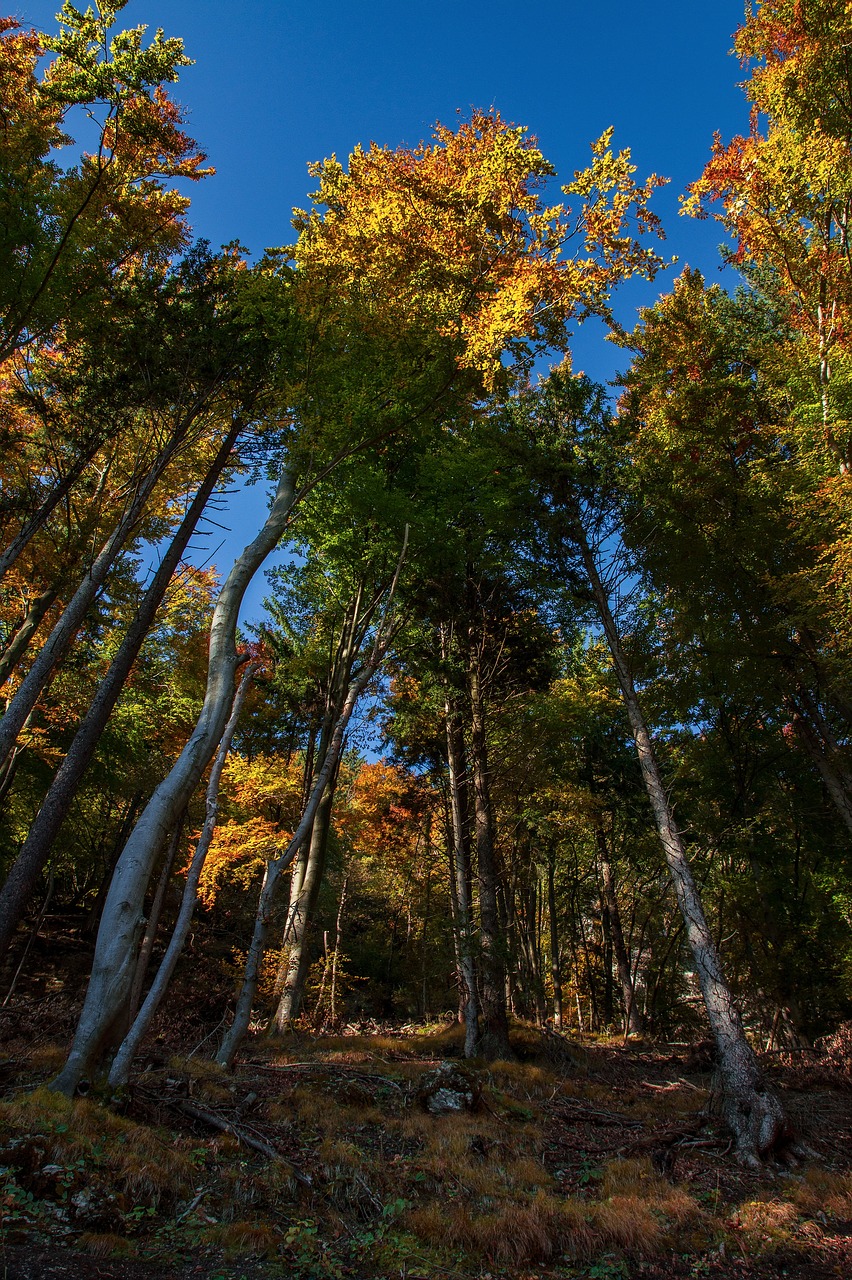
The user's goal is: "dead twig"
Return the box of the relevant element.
[171,1098,312,1187]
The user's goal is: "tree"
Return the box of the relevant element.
[507,369,789,1164]
[0,2,207,363]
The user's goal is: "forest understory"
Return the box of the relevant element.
[0,935,850,1280]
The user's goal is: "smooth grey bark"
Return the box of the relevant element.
[50,467,297,1094]
[445,701,480,1057]
[216,532,408,1068]
[108,664,256,1087]
[126,818,184,1024]
[0,421,242,962]
[575,524,786,1163]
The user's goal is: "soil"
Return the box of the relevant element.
[1,946,851,1279]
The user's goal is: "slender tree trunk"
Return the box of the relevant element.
[108,665,256,1086]
[546,850,563,1030]
[127,817,185,1024]
[215,648,386,1068]
[329,876,347,1027]
[0,587,58,687]
[596,829,643,1037]
[0,418,201,774]
[50,467,297,1094]
[468,646,512,1061]
[445,703,480,1057]
[0,431,108,587]
[575,524,786,1163]
[271,781,336,1029]
[600,885,614,1027]
[215,534,407,1069]
[271,585,371,1028]
[0,422,242,962]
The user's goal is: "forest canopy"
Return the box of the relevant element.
[1,2,852,1260]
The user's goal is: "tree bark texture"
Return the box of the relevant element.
[0,414,207,774]
[467,644,512,1061]
[445,702,480,1057]
[108,665,256,1086]
[50,466,296,1094]
[576,523,786,1163]
[0,421,242,962]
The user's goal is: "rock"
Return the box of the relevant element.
[416,1061,481,1115]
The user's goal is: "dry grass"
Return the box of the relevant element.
[407,1192,598,1264]
[1,1025,850,1277]
[792,1167,852,1217]
[732,1197,801,1252]
[212,1219,280,1258]
[0,1087,195,1204]
[77,1232,138,1258]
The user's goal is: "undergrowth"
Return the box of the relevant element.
[0,1022,849,1277]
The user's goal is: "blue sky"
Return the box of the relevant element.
[19,0,751,618]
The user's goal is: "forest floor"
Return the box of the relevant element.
[0,992,851,1280]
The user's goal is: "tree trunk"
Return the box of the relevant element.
[108,665,255,1087]
[0,587,58,688]
[127,817,185,1024]
[0,417,202,774]
[546,850,563,1030]
[0,421,241,962]
[576,524,786,1163]
[49,466,297,1094]
[468,645,512,1061]
[271,583,373,1028]
[597,828,643,1037]
[215,534,407,1069]
[271,781,336,1029]
[0,430,108,587]
[445,704,480,1057]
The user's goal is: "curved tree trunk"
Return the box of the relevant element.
[576,525,786,1164]
[0,421,241,962]
[50,467,296,1094]
[108,664,256,1087]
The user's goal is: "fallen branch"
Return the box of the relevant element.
[245,1062,406,1090]
[548,1098,645,1129]
[172,1098,312,1187]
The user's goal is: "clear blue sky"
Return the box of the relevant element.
[18,0,751,619]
